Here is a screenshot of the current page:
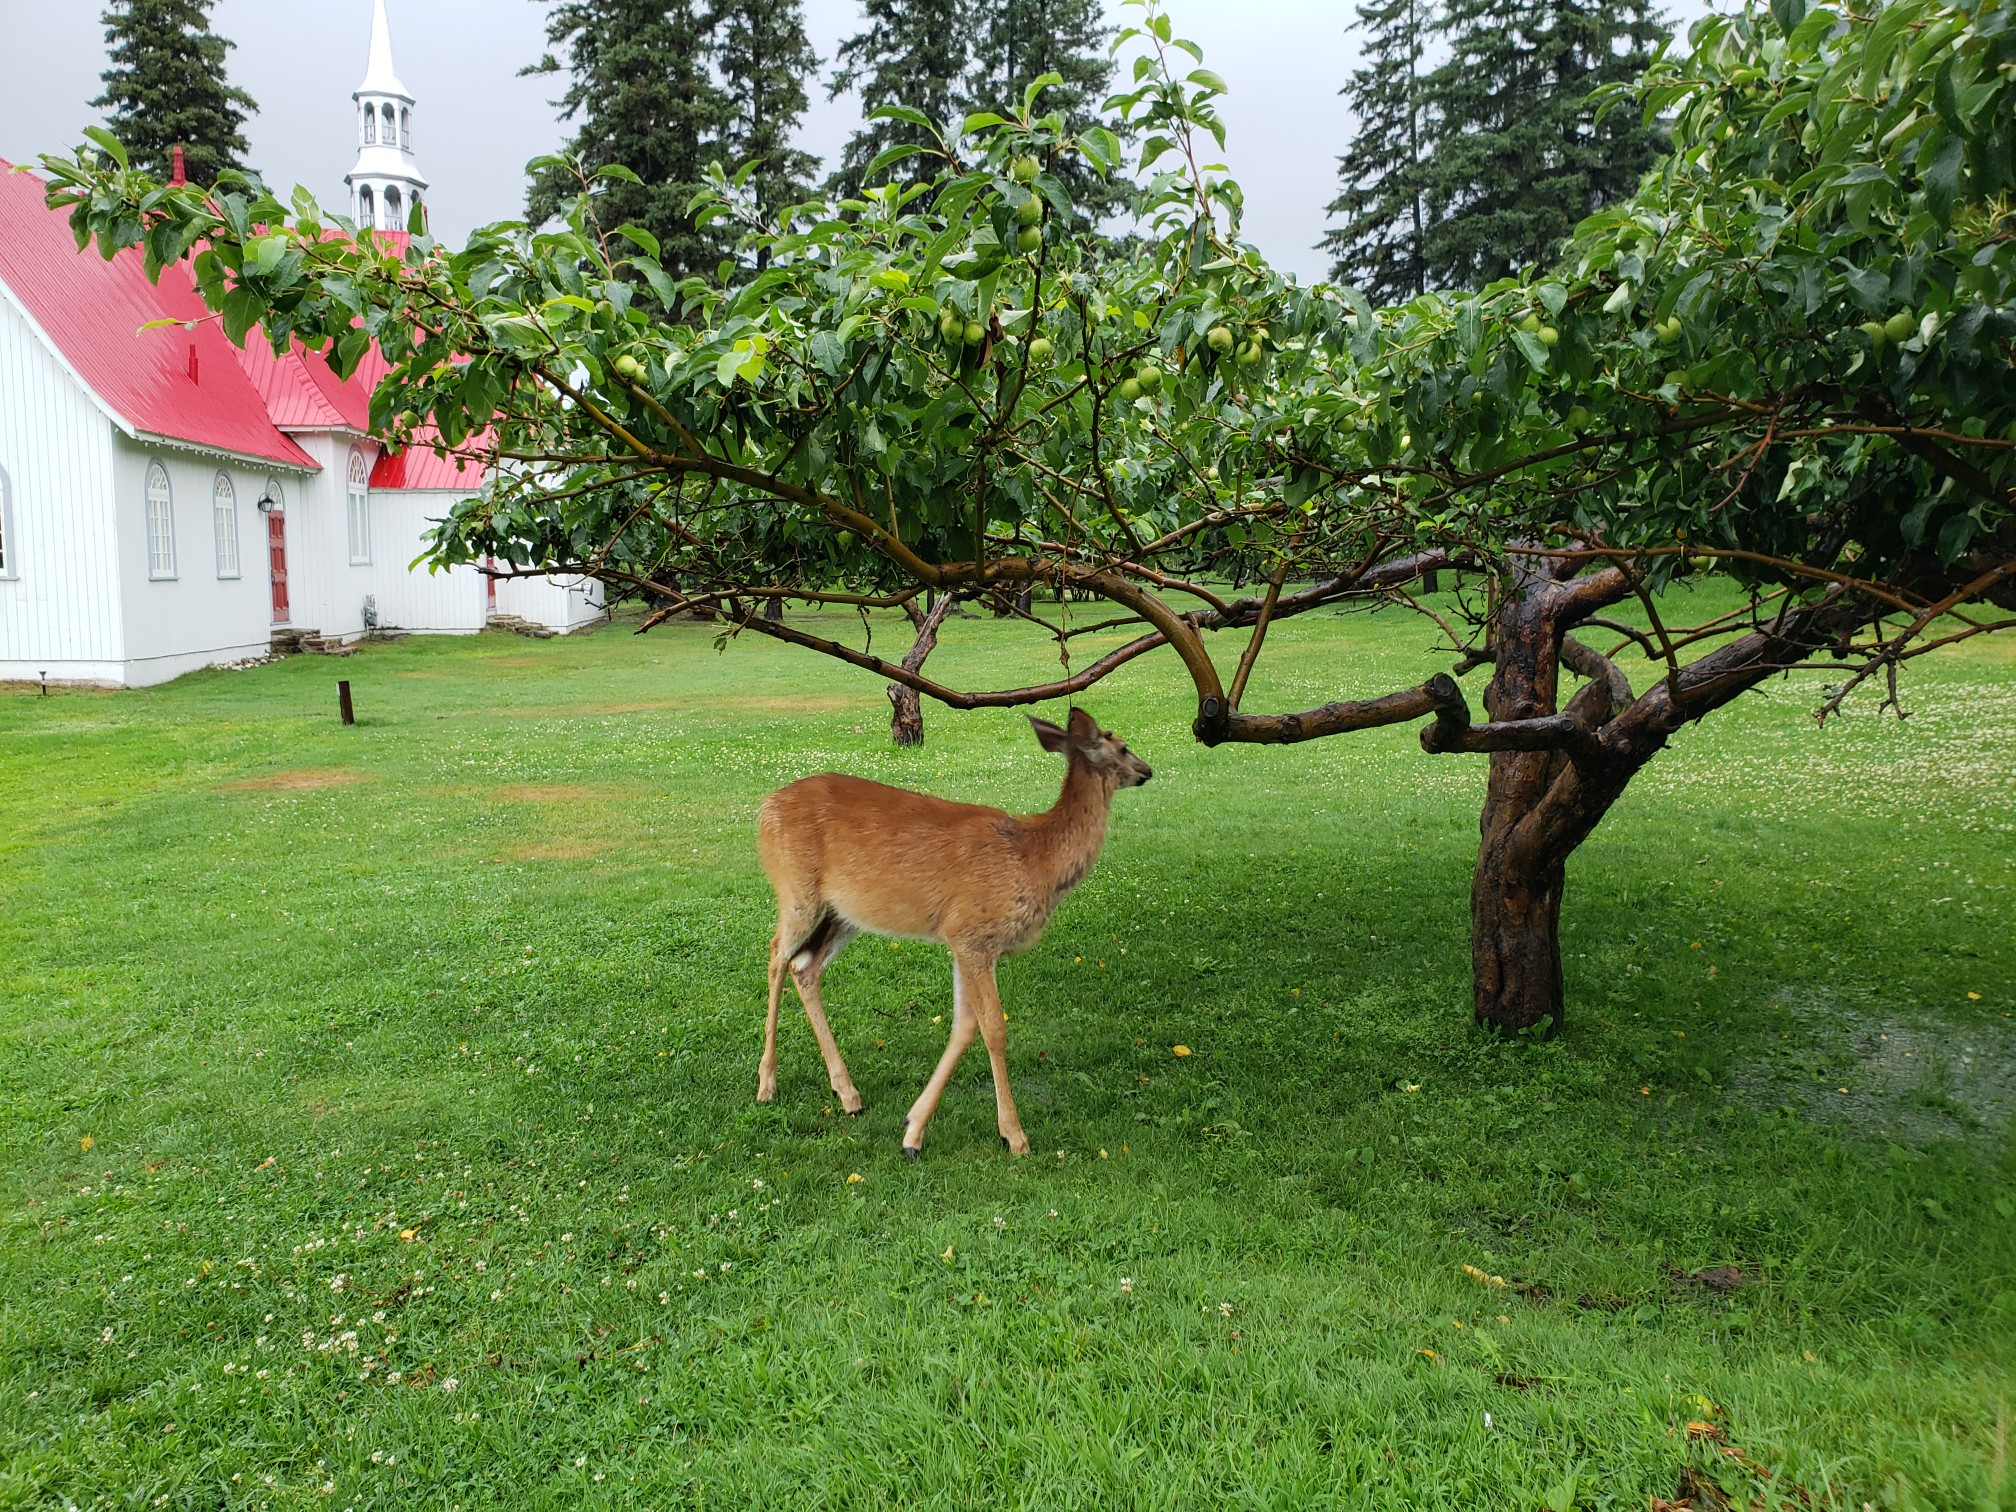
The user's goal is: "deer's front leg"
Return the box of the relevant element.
[903,961,979,1158]
[965,956,1029,1156]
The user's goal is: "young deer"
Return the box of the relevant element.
[755,708,1152,1157]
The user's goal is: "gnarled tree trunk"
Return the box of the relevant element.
[888,593,956,746]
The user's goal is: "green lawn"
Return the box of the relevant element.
[3,594,2012,1510]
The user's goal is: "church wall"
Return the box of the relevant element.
[277,433,378,644]
[110,437,303,687]
[0,294,125,684]
[494,569,606,634]
[367,488,487,634]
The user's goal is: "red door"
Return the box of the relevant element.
[268,511,290,623]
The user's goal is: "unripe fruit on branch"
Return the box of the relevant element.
[1883,310,1915,343]
[1859,320,1888,346]
[1012,155,1040,183]
[612,354,646,381]
[1565,405,1591,430]
[1015,197,1043,227]
[1028,337,1054,363]
[1538,326,1559,346]
[1118,377,1143,402]
[1136,364,1164,394]
[1655,317,1682,342]
[964,320,988,346]
[1207,325,1235,353]
[1237,341,1263,367]
[1017,227,1043,254]
[1517,312,1542,334]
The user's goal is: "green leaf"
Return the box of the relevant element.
[612,223,661,260]
[82,127,129,169]
[869,104,935,131]
[595,164,644,185]
[1510,330,1551,372]
[1186,68,1230,94]
[1080,127,1122,172]
[1021,72,1064,115]
[1920,132,1963,224]
[220,286,264,346]
[960,112,1010,135]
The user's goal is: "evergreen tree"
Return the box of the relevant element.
[92,0,256,187]
[960,0,1124,220]
[1320,0,1431,306]
[1418,0,1667,288]
[525,0,729,278]
[827,0,967,195]
[712,0,820,219]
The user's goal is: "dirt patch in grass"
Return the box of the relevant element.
[1730,990,2016,1146]
[224,769,370,792]
[496,839,611,862]
[491,783,637,804]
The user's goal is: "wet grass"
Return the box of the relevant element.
[1,591,2012,1510]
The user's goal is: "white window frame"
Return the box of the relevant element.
[358,185,375,225]
[0,464,15,580]
[212,471,240,579]
[145,461,177,580]
[347,449,373,565]
[400,108,411,151]
[385,184,403,231]
[363,105,376,145]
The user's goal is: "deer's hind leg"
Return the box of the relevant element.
[788,911,864,1114]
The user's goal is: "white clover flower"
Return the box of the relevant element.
[1119,1277,1134,1294]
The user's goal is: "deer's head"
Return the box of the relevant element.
[1029,708,1152,787]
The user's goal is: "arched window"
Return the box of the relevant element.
[400,108,411,151]
[260,477,285,514]
[381,103,396,144]
[212,472,240,579]
[0,463,16,580]
[346,449,372,564]
[358,185,375,226]
[384,185,403,230]
[145,461,176,579]
[363,105,376,145]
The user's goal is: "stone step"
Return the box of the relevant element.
[486,614,557,641]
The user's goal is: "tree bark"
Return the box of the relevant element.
[763,595,784,623]
[888,593,957,746]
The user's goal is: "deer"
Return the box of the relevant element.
[754,707,1152,1158]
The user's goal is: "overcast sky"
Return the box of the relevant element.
[0,1,1703,285]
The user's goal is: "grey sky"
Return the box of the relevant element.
[0,1,1703,285]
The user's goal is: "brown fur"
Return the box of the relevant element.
[754,707,1151,1156]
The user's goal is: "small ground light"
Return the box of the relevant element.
[40,671,48,695]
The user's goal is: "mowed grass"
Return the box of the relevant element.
[1,590,2012,1511]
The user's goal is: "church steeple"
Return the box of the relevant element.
[343,0,429,233]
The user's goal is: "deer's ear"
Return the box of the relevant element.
[1028,717,1070,755]
[1066,706,1099,744]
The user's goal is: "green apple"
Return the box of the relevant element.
[1565,405,1592,430]
[1207,325,1235,354]
[1859,320,1888,346]
[1118,377,1143,402]
[1237,341,1264,367]
[1017,227,1043,254]
[1136,364,1164,394]
[1538,325,1560,346]
[1517,312,1542,334]
[1012,155,1041,183]
[612,354,645,381]
[1015,197,1043,227]
[1029,337,1054,363]
[1883,310,1915,343]
[964,320,987,347]
[1204,465,1221,481]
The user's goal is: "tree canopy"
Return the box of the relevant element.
[46,0,2016,1027]
[92,0,256,188]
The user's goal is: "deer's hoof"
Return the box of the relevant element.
[902,1145,922,1162]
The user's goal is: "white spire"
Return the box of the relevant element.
[358,0,411,101]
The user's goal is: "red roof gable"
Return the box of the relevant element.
[0,162,316,470]
[371,426,490,491]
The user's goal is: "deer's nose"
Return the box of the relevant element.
[1137,764,1153,784]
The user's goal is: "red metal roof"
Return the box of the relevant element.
[0,162,316,470]
[371,426,491,491]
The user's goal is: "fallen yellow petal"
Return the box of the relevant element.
[399,1228,418,1242]
[845,1173,864,1184]
[1968,991,1982,1000]
[940,1245,954,1262]
[1171,1045,1192,1058]
[80,1135,93,1151]
[1098,1148,1109,1159]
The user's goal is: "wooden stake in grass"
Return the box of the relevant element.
[338,680,355,726]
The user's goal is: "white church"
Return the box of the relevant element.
[0,0,603,689]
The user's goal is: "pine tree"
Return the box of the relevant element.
[712,0,820,220]
[524,0,729,279]
[92,0,257,187]
[1418,0,1667,288]
[961,0,1124,220]
[827,0,967,195]
[1320,0,1431,306]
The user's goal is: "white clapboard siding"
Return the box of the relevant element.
[494,569,606,633]
[0,294,124,683]
[366,488,487,633]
